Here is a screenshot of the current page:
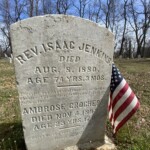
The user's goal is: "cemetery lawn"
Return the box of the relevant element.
[0,58,150,150]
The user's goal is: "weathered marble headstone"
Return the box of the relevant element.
[10,15,114,150]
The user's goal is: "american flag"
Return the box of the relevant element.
[108,63,140,134]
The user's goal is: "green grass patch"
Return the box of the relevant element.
[114,59,150,150]
[0,59,23,150]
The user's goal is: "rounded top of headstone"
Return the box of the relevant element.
[11,14,114,37]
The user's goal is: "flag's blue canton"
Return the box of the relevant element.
[110,64,123,93]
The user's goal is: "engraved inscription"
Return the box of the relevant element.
[22,104,66,115]
[15,40,112,65]
[35,66,59,74]
[19,88,106,105]
[25,64,105,84]
[22,100,100,132]
[59,56,80,63]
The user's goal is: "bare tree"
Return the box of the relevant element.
[101,0,122,31]
[41,0,52,14]
[119,0,128,56]
[72,0,90,18]
[101,0,112,29]
[0,0,27,53]
[56,0,72,14]
[0,0,10,52]
[128,0,150,57]
[141,0,150,57]
[87,0,102,23]
[27,0,34,17]
[35,0,40,16]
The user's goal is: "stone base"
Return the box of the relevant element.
[64,136,116,150]
[96,136,116,150]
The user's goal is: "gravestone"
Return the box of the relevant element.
[10,15,114,150]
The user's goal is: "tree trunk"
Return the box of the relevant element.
[136,44,141,57]
[129,40,131,58]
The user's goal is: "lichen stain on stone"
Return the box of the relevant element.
[19,22,33,33]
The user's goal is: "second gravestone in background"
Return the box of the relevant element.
[10,15,114,150]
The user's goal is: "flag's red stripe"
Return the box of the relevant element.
[108,95,112,111]
[113,91,135,121]
[112,83,128,109]
[114,101,140,133]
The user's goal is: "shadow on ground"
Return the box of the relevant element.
[0,122,26,150]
